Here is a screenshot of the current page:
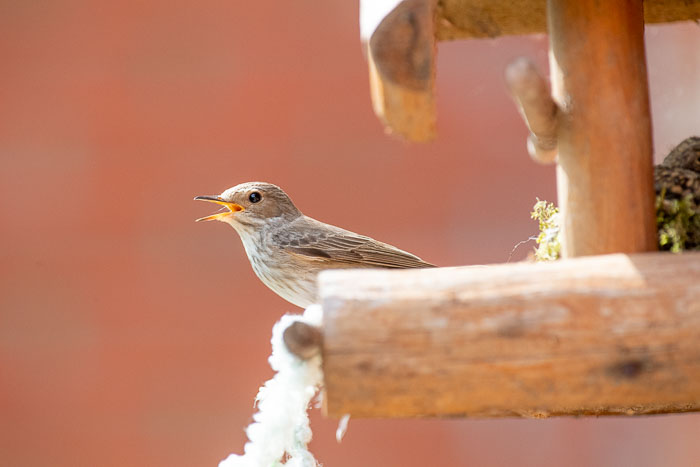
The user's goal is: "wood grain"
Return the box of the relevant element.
[319,252,700,418]
[437,0,700,40]
[548,0,658,257]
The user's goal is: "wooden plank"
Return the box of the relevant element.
[437,0,700,40]
[548,0,658,257]
[319,252,700,418]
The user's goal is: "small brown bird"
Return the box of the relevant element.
[195,182,434,307]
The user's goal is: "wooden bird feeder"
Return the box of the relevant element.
[284,0,700,418]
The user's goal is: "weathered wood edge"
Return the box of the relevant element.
[548,0,658,257]
[436,0,700,40]
[319,252,700,418]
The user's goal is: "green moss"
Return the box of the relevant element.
[655,191,700,252]
[530,198,561,261]
[530,193,699,258]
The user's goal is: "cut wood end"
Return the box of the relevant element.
[283,321,322,360]
[527,135,558,164]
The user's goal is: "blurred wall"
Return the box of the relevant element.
[1,2,698,466]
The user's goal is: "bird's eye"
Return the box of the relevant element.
[249,192,262,203]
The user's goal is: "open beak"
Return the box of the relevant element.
[194,195,245,222]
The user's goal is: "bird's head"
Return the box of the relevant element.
[194,182,302,228]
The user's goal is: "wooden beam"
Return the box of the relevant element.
[367,0,437,142]
[437,0,700,40]
[320,252,700,418]
[283,321,322,360]
[548,0,657,257]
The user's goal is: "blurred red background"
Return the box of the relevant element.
[1,2,699,466]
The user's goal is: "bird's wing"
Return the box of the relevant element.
[273,218,435,269]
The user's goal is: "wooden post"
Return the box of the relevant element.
[547,0,658,257]
[320,252,700,418]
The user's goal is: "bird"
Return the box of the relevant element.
[195,182,435,308]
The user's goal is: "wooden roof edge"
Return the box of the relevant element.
[436,0,700,40]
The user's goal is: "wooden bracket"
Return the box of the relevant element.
[367,0,437,142]
[364,0,699,141]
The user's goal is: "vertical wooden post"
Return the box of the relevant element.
[547,0,658,257]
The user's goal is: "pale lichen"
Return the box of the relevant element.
[530,198,561,261]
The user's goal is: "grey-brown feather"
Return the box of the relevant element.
[273,216,435,269]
